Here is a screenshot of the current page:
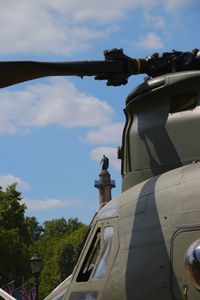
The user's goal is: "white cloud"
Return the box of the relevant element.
[143,13,165,28]
[46,0,158,22]
[0,174,30,190]
[0,0,157,56]
[165,0,194,10]
[24,198,94,210]
[86,123,123,144]
[0,1,195,55]
[137,32,164,50]
[0,78,113,134]
[0,2,118,55]
[91,146,120,170]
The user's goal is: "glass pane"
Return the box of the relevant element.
[69,291,98,300]
[185,239,200,289]
[77,229,101,282]
[93,226,113,280]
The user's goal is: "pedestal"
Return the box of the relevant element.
[94,170,115,210]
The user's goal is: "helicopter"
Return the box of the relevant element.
[1,48,200,300]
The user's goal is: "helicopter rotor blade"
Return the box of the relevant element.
[0,60,124,88]
[1,48,199,88]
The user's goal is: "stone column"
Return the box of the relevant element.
[94,170,115,210]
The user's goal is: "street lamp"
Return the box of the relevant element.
[30,253,42,300]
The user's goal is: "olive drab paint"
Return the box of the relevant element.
[1,49,200,300]
[63,70,200,300]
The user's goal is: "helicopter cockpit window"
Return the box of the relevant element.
[170,92,197,113]
[92,226,113,280]
[76,225,114,283]
[67,219,118,299]
[77,228,101,282]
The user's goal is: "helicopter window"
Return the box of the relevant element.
[169,92,197,113]
[185,239,200,289]
[67,219,118,299]
[76,228,101,282]
[92,226,113,280]
[69,291,98,300]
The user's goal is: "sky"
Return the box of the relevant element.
[0,0,199,225]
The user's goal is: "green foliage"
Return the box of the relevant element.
[65,218,83,232]
[33,218,88,298]
[0,184,31,286]
[0,227,30,285]
[32,237,61,298]
[25,216,43,243]
[58,224,87,281]
[0,184,88,299]
[43,217,67,238]
[0,184,26,237]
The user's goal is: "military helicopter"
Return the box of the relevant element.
[1,48,200,300]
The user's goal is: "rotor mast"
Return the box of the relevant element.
[0,48,199,88]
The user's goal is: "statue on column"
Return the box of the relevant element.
[100,154,109,171]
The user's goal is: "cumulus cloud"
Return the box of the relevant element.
[165,0,195,10]
[46,0,158,22]
[0,2,113,55]
[0,78,113,134]
[85,123,123,144]
[0,0,193,55]
[0,0,106,55]
[0,174,30,190]
[137,32,164,50]
[0,0,156,55]
[91,146,120,170]
[0,173,96,211]
[143,13,165,28]
[24,197,96,211]
[35,0,196,22]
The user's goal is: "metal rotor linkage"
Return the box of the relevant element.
[95,48,137,86]
[0,48,199,88]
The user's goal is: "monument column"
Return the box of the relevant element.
[94,155,116,210]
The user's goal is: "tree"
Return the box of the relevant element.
[0,185,89,298]
[58,224,88,280]
[0,184,26,235]
[66,218,83,232]
[25,216,43,243]
[0,227,30,286]
[0,184,31,285]
[43,218,67,238]
[32,218,88,298]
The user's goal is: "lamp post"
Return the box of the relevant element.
[30,253,42,300]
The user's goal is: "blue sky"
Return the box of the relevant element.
[0,0,199,225]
